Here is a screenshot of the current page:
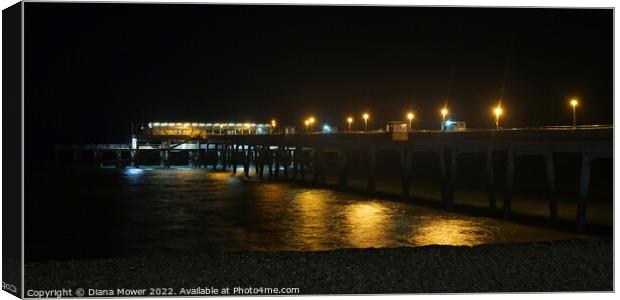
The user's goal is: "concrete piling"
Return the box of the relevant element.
[274,147,281,179]
[282,148,289,179]
[253,146,259,175]
[439,148,448,207]
[367,148,376,193]
[400,148,413,200]
[486,148,496,210]
[267,148,273,178]
[232,144,238,175]
[258,147,265,179]
[93,149,103,167]
[313,148,322,183]
[300,149,306,181]
[212,145,219,170]
[292,147,299,180]
[115,149,123,169]
[188,150,195,167]
[338,147,349,190]
[545,152,557,220]
[243,148,250,178]
[577,152,591,232]
[447,150,457,209]
[503,150,515,219]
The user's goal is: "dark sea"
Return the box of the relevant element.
[25,165,598,263]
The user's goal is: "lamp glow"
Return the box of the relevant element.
[570,98,579,128]
[407,112,415,132]
[493,105,503,130]
[570,99,579,107]
[440,107,448,131]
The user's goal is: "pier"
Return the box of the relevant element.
[55,126,612,233]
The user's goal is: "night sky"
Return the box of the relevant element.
[25,4,612,146]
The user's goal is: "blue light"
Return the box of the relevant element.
[322,124,332,133]
[125,168,144,176]
[445,120,454,126]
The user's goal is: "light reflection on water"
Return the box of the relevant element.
[31,168,585,260]
[412,218,492,246]
[345,203,393,248]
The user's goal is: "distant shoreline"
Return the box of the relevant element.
[26,238,612,294]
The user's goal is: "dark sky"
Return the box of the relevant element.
[25,3,612,144]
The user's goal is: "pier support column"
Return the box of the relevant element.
[115,149,123,169]
[282,148,289,179]
[313,148,324,183]
[274,147,281,179]
[243,147,250,178]
[577,153,591,233]
[338,147,349,190]
[253,146,259,175]
[446,150,458,209]
[188,150,195,168]
[400,148,413,201]
[486,149,496,210]
[130,146,140,168]
[160,148,170,168]
[267,148,273,178]
[545,152,558,220]
[265,146,274,178]
[220,144,226,171]
[439,148,448,207]
[503,150,515,219]
[367,148,376,193]
[214,145,220,170]
[212,145,219,170]
[292,147,300,180]
[232,144,238,175]
[93,149,103,167]
[202,142,208,168]
[195,141,202,168]
[258,147,265,179]
[300,149,306,181]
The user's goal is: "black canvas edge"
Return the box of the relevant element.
[2,1,23,299]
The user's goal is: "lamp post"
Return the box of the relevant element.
[493,105,503,130]
[309,117,315,132]
[347,117,353,131]
[570,99,579,128]
[440,108,448,131]
[271,119,276,134]
[363,113,369,132]
[407,112,415,132]
[305,120,310,133]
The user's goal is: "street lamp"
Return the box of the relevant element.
[363,113,369,132]
[309,117,315,132]
[493,105,503,130]
[304,119,310,133]
[347,117,353,131]
[271,119,276,134]
[570,99,579,128]
[406,112,415,132]
[440,107,448,131]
